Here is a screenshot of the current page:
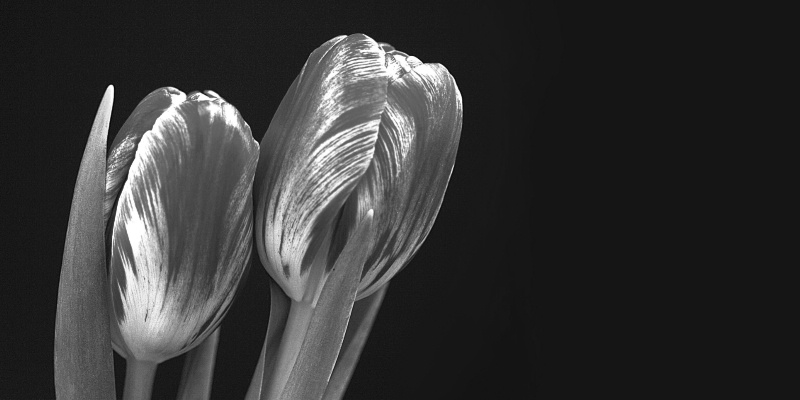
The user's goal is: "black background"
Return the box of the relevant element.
[1,2,561,399]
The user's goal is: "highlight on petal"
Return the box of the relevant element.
[104,87,187,223]
[335,59,463,300]
[109,96,259,363]
[383,49,424,84]
[254,33,389,301]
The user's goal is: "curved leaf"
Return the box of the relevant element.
[322,283,388,400]
[176,328,220,400]
[278,211,375,400]
[244,278,291,400]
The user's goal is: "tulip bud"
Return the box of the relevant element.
[254,34,461,303]
[105,88,259,363]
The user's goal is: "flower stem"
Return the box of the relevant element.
[268,300,316,399]
[123,358,158,400]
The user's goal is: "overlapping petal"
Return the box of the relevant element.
[335,55,463,300]
[254,34,389,301]
[104,87,187,223]
[108,95,259,362]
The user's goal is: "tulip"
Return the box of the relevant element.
[252,33,461,397]
[255,34,461,304]
[104,88,259,398]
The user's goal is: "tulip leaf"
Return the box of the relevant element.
[176,328,220,400]
[322,283,389,400]
[245,277,291,400]
[278,211,375,400]
[54,85,116,400]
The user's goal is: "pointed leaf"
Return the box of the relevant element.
[278,211,375,400]
[323,283,388,400]
[54,85,116,400]
[176,327,220,400]
[245,277,291,400]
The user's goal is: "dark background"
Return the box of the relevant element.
[1,2,561,399]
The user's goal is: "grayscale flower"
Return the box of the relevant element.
[254,34,462,303]
[104,88,259,363]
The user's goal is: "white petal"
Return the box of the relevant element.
[104,88,187,224]
[254,34,388,301]
[109,97,259,362]
[348,63,463,299]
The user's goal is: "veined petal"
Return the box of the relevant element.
[341,60,462,300]
[383,49,424,84]
[105,87,187,223]
[109,97,259,363]
[254,34,388,301]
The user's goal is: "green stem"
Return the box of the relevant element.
[267,300,316,399]
[123,358,158,400]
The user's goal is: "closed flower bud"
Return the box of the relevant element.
[254,34,462,303]
[105,88,259,363]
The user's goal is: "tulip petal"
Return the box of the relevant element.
[104,87,187,223]
[255,34,388,301]
[54,85,117,399]
[109,98,259,362]
[343,62,463,299]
